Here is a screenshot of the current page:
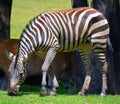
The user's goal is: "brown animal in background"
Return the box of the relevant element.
[0,39,19,79]
[0,39,82,95]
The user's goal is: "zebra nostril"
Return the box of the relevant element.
[8,88,18,96]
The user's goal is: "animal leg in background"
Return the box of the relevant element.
[48,67,59,96]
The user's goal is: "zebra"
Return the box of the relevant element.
[8,7,109,96]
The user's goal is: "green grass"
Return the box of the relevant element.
[10,0,71,38]
[0,84,120,104]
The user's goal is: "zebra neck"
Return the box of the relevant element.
[19,35,35,56]
[17,49,28,63]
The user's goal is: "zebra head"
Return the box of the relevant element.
[5,51,27,96]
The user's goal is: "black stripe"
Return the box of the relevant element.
[34,17,45,49]
[77,10,96,45]
[53,13,65,51]
[23,31,34,51]
[46,13,59,37]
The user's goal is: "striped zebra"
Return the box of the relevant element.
[8,7,109,96]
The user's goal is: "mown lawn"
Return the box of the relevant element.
[0,84,120,104]
[3,0,120,104]
[10,0,71,39]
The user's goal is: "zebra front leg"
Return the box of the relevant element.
[41,71,47,96]
[50,75,59,96]
[48,69,59,96]
[100,60,108,97]
[41,48,57,96]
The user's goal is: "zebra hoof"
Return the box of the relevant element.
[78,92,85,96]
[40,87,47,96]
[40,92,47,96]
[50,91,57,96]
[100,93,106,97]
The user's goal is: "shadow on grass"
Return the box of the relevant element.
[18,84,78,96]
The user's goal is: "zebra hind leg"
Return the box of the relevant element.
[41,48,57,96]
[100,60,108,97]
[78,76,91,96]
[94,50,108,96]
[78,50,92,96]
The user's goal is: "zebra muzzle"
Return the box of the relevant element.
[8,86,19,96]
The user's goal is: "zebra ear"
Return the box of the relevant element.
[5,50,16,61]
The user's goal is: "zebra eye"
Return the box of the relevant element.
[19,71,24,77]
[19,70,26,78]
[20,73,23,76]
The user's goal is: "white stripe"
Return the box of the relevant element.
[35,18,47,47]
[88,19,108,35]
[81,12,102,38]
[33,17,42,46]
[21,38,30,52]
[41,13,59,48]
[29,21,37,47]
[65,10,77,49]
[20,42,29,53]
[68,21,73,49]
[91,38,107,43]
[75,9,94,46]
[71,9,81,24]
[59,12,69,49]
[47,13,60,33]
[47,13,59,33]
[45,13,59,36]
[54,12,68,49]
[91,28,109,38]
[65,9,75,23]
[59,12,68,23]
[22,33,34,51]
[26,28,37,47]
[19,45,28,55]
[38,15,48,27]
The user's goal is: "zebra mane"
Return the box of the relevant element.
[14,49,21,69]
[14,39,24,70]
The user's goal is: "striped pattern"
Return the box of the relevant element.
[19,7,109,55]
[9,7,109,96]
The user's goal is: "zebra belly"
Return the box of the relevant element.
[58,42,92,53]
